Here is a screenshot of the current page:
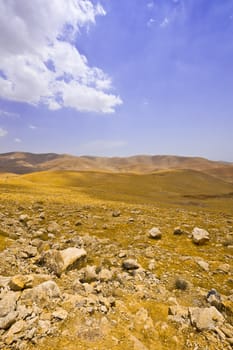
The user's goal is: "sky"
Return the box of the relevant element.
[0,0,233,161]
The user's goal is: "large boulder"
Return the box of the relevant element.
[38,247,87,276]
[192,227,210,245]
[189,306,224,331]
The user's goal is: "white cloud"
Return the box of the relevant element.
[160,17,170,28]
[0,0,122,113]
[147,2,154,9]
[14,138,22,143]
[29,125,37,129]
[0,109,20,118]
[0,127,8,137]
[147,18,156,27]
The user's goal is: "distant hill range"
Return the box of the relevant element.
[0,152,232,183]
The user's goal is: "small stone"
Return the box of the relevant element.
[173,227,185,235]
[112,210,121,217]
[148,227,162,239]
[98,268,113,282]
[19,214,29,223]
[9,275,33,291]
[118,251,127,258]
[197,260,209,272]
[206,289,222,308]
[52,308,68,321]
[122,259,140,270]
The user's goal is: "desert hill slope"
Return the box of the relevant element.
[0,152,232,182]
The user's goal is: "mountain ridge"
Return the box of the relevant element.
[0,152,232,182]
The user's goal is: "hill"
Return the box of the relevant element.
[0,152,232,182]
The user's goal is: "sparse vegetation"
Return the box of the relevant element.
[175,277,189,291]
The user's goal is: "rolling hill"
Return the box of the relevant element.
[0,152,232,183]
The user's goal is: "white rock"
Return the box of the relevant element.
[189,306,224,331]
[148,227,162,239]
[192,227,210,245]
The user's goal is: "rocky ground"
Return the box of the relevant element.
[0,189,233,349]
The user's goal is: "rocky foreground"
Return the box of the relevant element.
[0,198,233,350]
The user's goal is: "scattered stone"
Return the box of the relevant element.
[189,306,224,331]
[173,227,185,235]
[118,251,127,258]
[192,227,210,245]
[21,280,61,305]
[122,259,140,271]
[0,311,18,330]
[112,210,121,217]
[197,260,209,272]
[52,308,68,321]
[9,275,33,291]
[38,247,87,276]
[148,227,162,239]
[98,268,113,282]
[168,305,189,323]
[19,214,29,223]
[21,245,37,258]
[81,266,98,283]
[206,289,222,309]
[47,221,60,233]
[217,263,231,274]
[0,292,19,318]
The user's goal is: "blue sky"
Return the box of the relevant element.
[0,0,233,161]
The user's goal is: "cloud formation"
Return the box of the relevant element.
[0,109,20,118]
[0,0,122,113]
[0,128,8,137]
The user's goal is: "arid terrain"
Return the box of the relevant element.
[0,155,233,349]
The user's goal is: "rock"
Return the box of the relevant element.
[189,306,224,331]
[217,263,231,273]
[118,251,127,258]
[129,335,149,350]
[81,266,98,283]
[9,275,33,291]
[38,247,87,276]
[47,221,60,233]
[148,227,162,239]
[112,210,121,217]
[0,311,18,330]
[98,268,113,282]
[6,319,26,336]
[19,214,29,223]
[52,308,68,321]
[21,280,61,305]
[0,292,19,317]
[0,276,11,288]
[173,227,185,235]
[197,260,209,272]
[168,305,189,323]
[192,227,210,245]
[122,259,140,270]
[61,247,86,271]
[21,246,37,258]
[206,289,222,309]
